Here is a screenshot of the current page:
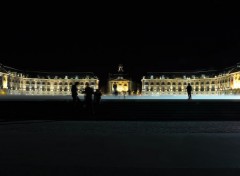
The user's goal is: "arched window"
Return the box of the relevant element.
[54,82,57,86]
[145,82,149,85]
[150,82,154,85]
[167,82,171,85]
[172,82,176,86]
[196,82,199,85]
[178,82,182,85]
[64,82,68,86]
[47,82,51,85]
[161,82,165,85]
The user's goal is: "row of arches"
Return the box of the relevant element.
[23,81,96,86]
[145,87,217,92]
[144,80,230,86]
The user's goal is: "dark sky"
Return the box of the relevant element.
[1,2,240,85]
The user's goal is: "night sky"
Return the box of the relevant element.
[1,2,240,86]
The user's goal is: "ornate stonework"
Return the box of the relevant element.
[0,64,99,95]
[141,63,240,95]
[2,62,240,96]
[108,64,132,95]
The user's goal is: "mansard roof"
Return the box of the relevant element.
[108,72,131,80]
[0,63,8,73]
[22,71,98,79]
[144,62,240,79]
[1,64,98,79]
[224,63,240,74]
[145,70,218,79]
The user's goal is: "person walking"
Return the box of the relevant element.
[186,83,192,100]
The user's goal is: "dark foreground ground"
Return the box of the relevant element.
[1,99,240,176]
[1,99,240,121]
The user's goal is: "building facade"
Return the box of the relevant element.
[2,62,240,96]
[141,63,240,95]
[108,64,132,95]
[0,64,99,95]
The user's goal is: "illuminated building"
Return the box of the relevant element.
[2,62,240,96]
[0,63,99,95]
[141,62,240,95]
[108,64,132,95]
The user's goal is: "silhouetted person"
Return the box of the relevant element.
[123,91,126,99]
[71,82,80,103]
[93,89,102,115]
[186,83,192,100]
[83,83,94,115]
[113,82,118,96]
[94,89,102,105]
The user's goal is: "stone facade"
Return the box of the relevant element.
[141,63,240,95]
[0,64,99,95]
[108,64,132,95]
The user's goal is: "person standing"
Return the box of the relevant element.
[71,82,80,103]
[83,83,94,115]
[94,89,102,105]
[186,83,192,100]
[113,82,118,96]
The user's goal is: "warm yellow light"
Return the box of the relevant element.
[234,82,240,89]
[0,89,7,95]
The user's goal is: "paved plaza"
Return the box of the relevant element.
[1,96,240,175]
[1,121,240,175]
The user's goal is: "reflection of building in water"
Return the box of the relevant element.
[108,64,132,94]
[0,63,99,95]
[141,62,240,95]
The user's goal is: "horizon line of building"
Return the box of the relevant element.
[1,62,240,95]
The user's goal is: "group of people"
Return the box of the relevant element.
[71,82,193,113]
[71,82,102,114]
